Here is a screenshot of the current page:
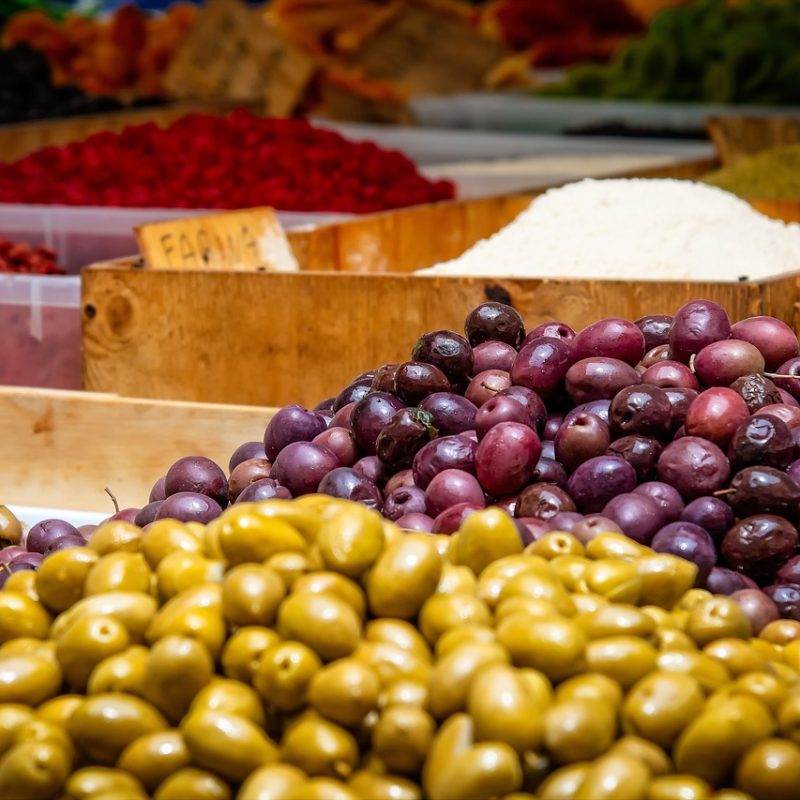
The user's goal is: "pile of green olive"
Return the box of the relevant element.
[1,497,800,800]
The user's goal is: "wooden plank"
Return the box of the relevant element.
[707,116,800,166]
[0,387,275,512]
[82,264,782,408]
[135,207,299,272]
[0,103,251,164]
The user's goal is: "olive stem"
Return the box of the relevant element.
[480,382,501,395]
[105,487,120,513]
[688,353,696,373]
[763,372,796,380]
[713,488,735,497]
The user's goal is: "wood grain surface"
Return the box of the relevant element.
[0,387,274,511]
[83,264,799,407]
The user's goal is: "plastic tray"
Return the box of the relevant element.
[0,274,81,390]
[0,205,350,274]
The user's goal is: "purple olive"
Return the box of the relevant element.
[318,467,383,512]
[229,441,268,473]
[524,321,576,347]
[264,405,328,460]
[431,503,482,535]
[657,437,731,500]
[764,584,800,621]
[472,341,517,374]
[383,486,427,521]
[548,511,584,533]
[669,299,731,364]
[412,330,474,385]
[156,492,223,524]
[332,376,373,412]
[602,492,665,545]
[353,456,387,488]
[571,514,623,545]
[412,436,477,489]
[565,357,641,405]
[149,476,167,503]
[634,481,684,522]
[730,316,800,371]
[511,337,574,400]
[475,422,542,497]
[567,455,637,513]
[236,479,292,504]
[705,567,758,595]
[350,392,407,455]
[635,314,673,351]
[134,502,163,527]
[395,512,435,532]
[26,519,81,554]
[572,317,645,366]
[270,442,340,497]
[680,496,734,541]
[164,456,229,508]
[464,302,525,348]
[418,392,477,436]
[651,522,716,583]
[425,469,486,518]
[313,428,358,468]
[732,588,780,634]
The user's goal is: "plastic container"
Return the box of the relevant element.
[0,274,81,389]
[0,205,350,273]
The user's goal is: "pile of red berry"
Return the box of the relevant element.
[0,240,63,275]
[0,111,456,213]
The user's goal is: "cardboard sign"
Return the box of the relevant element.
[135,208,300,272]
[164,0,315,116]
[352,4,509,95]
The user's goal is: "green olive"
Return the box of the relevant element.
[537,763,591,800]
[221,565,285,628]
[293,572,366,619]
[5,571,39,602]
[735,738,800,800]
[367,534,442,620]
[422,714,522,800]
[577,604,656,640]
[189,678,265,726]
[653,627,697,653]
[702,639,767,677]
[656,651,732,693]
[497,613,587,681]
[622,671,705,748]
[117,729,190,792]
[476,555,552,609]
[686,597,752,647]
[612,736,672,777]
[544,698,617,764]
[371,704,435,775]
[316,505,385,578]
[13,718,74,763]
[153,767,232,800]
[466,662,545,753]
[237,763,306,800]
[418,594,492,646]
[308,658,380,728]
[143,635,214,723]
[585,635,658,689]
[36,695,83,728]
[498,571,576,616]
[434,625,496,659]
[495,597,561,623]
[348,770,422,800]
[731,672,789,713]
[647,774,713,800]
[155,551,224,601]
[584,558,642,604]
[218,510,307,566]
[254,641,322,712]
[585,532,647,561]
[0,740,71,800]
[574,752,650,800]
[86,645,149,696]
[0,653,61,706]
[673,695,775,785]
[87,521,142,555]
[0,704,34,755]
[65,766,146,799]
[35,547,98,613]
[264,552,313,589]
[0,507,22,545]
[68,693,167,764]
[453,508,524,575]
[146,595,226,660]
[221,627,279,684]
[527,531,584,561]
[283,778,357,800]
[760,619,800,646]
[436,563,478,596]
[280,713,359,780]
[83,552,152,596]
[635,553,698,609]
[0,592,51,643]
[555,673,622,707]
[140,520,204,568]
[51,591,157,643]
[181,710,278,783]
[550,555,589,592]
[380,680,428,710]
[277,592,362,662]
[55,615,130,690]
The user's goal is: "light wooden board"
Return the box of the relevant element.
[0,387,275,512]
[82,265,800,408]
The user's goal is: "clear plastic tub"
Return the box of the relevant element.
[0,205,351,273]
[0,274,81,389]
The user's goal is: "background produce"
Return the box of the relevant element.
[546,0,800,105]
[703,144,800,201]
[1,497,800,799]
[0,110,455,211]
[0,238,63,274]
[1,4,198,97]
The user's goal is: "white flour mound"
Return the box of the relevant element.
[417,178,800,282]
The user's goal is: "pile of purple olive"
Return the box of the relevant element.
[15,300,800,624]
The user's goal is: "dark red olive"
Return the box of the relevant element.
[515,483,576,521]
[722,514,799,584]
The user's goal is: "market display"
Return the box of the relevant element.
[418,179,800,281]
[703,144,800,201]
[0,493,800,800]
[546,0,800,104]
[0,238,62,274]
[1,4,197,97]
[0,110,455,211]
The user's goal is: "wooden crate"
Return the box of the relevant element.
[0,102,253,164]
[86,154,800,410]
[0,387,274,511]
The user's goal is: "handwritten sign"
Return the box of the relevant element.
[164,0,315,116]
[134,208,299,272]
[351,4,509,95]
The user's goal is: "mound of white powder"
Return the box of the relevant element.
[417,179,800,282]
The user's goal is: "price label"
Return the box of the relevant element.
[135,208,299,272]
[164,0,315,116]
